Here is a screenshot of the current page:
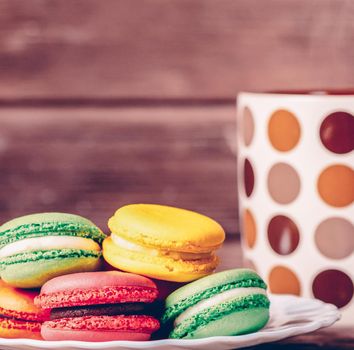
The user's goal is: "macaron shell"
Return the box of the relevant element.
[165,268,265,308]
[0,212,101,232]
[41,315,160,341]
[1,253,101,288]
[0,317,42,339]
[0,280,39,313]
[0,281,47,321]
[41,271,157,294]
[181,307,269,339]
[108,204,225,252]
[41,328,151,341]
[103,237,217,282]
[36,285,158,309]
[0,213,105,247]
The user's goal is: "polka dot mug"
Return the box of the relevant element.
[237,91,354,325]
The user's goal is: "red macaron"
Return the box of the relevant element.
[35,271,160,341]
[0,280,48,339]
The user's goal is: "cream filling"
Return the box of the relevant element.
[111,234,213,261]
[174,287,267,326]
[0,236,101,258]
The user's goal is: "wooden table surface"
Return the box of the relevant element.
[219,236,354,350]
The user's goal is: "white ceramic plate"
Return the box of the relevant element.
[0,295,340,350]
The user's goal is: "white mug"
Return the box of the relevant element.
[236,91,354,325]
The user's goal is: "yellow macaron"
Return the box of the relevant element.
[103,204,225,282]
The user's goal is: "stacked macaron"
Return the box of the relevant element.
[0,213,105,288]
[0,280,48,339]
[35,271,160,341]
[103,204,225,282]
[0,205,270,341]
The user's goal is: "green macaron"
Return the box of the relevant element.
[162,268,270,339]
[0,213,106,288]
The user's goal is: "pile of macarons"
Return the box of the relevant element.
[0,204,270,341]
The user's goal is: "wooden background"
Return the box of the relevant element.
[1,0,354,233]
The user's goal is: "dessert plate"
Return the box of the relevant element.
[0,294,340,350]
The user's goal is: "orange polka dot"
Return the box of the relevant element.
[318,165,354,207]
[243,209,257,249]
[268,109,301,151]
[269,265,301,295]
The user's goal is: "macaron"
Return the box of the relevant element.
[0,280,49,339]
[0,213,106,288]
[103,204,225,282]
[162,268,270,339]
[35,271,160,341]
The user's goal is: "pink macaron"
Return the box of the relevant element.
[35,271,160,342]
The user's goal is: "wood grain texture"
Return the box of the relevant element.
[0,106,238,233]
[0,0,354,99]
[248,326,354,349]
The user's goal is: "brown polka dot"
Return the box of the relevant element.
[268,215,300,255]
[318,165,354,207]
[268,109,301,152]
[269,265,301,295]
[320,111,354,154]
[315,218,354,259]
[244,158,255,197]
[268,163,301,204]
[243,209,257,249]
[312,269,353,308]
[243,106,255,146]
[243,258,258,272]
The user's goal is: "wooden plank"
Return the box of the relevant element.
[0,105,238,233]
[0,0,354,99]
[217,235,243,271]
[248,326,354,349]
